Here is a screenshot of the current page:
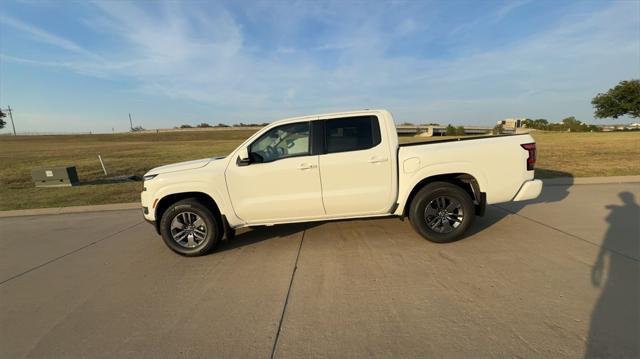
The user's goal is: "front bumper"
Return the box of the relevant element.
[141,188,155,221]
[513,179,543,201]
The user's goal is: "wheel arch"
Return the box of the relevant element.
[401,173,485,217]
[154,192,222,234]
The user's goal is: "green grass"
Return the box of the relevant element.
[1,129,638,210]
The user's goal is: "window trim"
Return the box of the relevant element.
[311,120,324,156]
[247,120,313,165]
[320,115,382,155]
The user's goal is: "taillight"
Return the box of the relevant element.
[521,143,536,171]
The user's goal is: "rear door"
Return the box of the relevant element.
[318,115,394,216]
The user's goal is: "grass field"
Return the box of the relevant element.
[1,129,638,210]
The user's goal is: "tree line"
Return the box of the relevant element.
[521,117,602,132]
[176,122,269,129]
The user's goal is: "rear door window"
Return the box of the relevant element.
[324,116,381,154]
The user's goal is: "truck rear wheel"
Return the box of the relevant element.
[159,198,221,256]
[409,182,475,243]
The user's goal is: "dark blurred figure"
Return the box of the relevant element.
[586,192,640,358]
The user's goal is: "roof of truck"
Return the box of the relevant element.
[269,109,389,126]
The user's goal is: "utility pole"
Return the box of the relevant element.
[3,106,16,136]
[129,113,133,131]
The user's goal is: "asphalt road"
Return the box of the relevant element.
[1,182,638,358]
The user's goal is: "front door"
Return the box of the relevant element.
[225,121,325,223]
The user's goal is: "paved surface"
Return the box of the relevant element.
[1,183,638,358]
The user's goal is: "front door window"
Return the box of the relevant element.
[249,122,310,163]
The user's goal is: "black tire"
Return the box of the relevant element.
[159,198,221,256]
[409,181,475,243]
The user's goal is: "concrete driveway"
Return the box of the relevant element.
[1,182,638,358]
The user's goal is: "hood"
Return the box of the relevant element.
[145,157,224,176]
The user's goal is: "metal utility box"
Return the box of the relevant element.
[31,166,79,187]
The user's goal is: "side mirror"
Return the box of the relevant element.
[237,147,250,166]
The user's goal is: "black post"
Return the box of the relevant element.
[7,105,16,136]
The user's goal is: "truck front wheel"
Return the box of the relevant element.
[159,198,221,256]
[409,182,475,243]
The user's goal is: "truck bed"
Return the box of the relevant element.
[399,134,528,147]
[397,133,535,205]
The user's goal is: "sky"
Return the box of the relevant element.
[0,0,639,133]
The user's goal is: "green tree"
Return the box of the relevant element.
[445,124,456,136]
[561,116,591,132]
[455,126,466,135]
[0,109,5,129]
[548,122,566,132]
[493,124,503,135]
[533,119,549,130]
[561,116,580,132]
[591,79,640,119]
[522,118,549,130]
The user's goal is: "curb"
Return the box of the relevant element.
[541,175,640,186]
[0,202,140,218]
[1,175,639,218]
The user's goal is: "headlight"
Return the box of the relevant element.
[143,174,158,181]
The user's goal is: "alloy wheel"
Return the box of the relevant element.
[170,212,208,248]
[424,196,464,233]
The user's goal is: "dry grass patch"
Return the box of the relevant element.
[529,131,640,178]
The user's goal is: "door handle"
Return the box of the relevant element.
[368,156,388,163]
[298,163,318,170]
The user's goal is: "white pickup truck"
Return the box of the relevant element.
[141,109,542,256]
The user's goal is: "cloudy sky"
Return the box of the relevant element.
[0,0,638,133]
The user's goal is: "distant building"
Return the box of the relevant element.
[396,125,446,137]
[497,118,525,134]
[396,125,422,136]
[396,118,531,137]
[397,124,497,137]
[424,126,447,136]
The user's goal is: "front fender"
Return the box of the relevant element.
[145,180,231,222]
